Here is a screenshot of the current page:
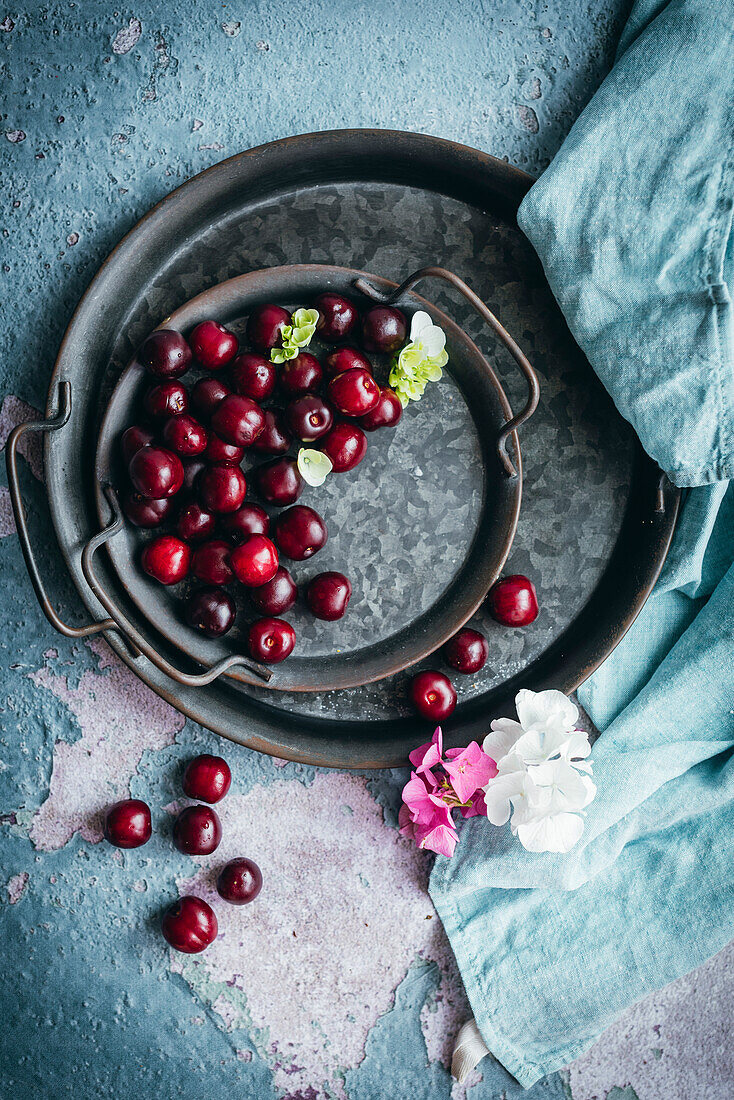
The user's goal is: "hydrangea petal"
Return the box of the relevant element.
[516,812,584,853]
[297,447,332,487]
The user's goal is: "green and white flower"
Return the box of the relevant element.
[388,310,448,407]
[270,307,319,363]
[297,447,333,487]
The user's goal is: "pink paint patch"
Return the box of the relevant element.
[0,396,43,479]
[6,871,29,904]
[0,486,16,537]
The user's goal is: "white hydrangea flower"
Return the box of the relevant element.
[297,447,333,487]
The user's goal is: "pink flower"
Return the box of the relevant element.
[408,726,444,775]
[399,772,459,857]
[413,815,459,858]
[444,742,497,803]
[460,789,488,818]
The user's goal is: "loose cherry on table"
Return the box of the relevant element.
[182,458,206,494]
[327,368,380,417]
[144,380,189,420]
[191,539,235,585]
[247,617,296,663]
[211,394,266,448]
[176,500,216,543]
[307,572,352,621]
[360,387,403,431]
[139,329,192,379]
[191,376,231,420]
[322,346,373,378]
[182,753,232,803]
[254,457,304,506]
[141,534,191,585]
[314,292,359,343]
[443,627,489,674]
[197,463,247,513]
[220,503,270,543]
[410,670,457,721]
[162,414,208,457]
[246,303,291,352]
[217,857,263,905]
[129,445,184,499]
[161,896,218,954]
[172,804,222,855]
[361,306,407,353]
[320,423,367,472]
[121,424,155,464]
[229,352,277,402]
[273,505,328,561]
[249,565,298,615]
[122,491,173,529]
[204,432,245,465]
[189,319,238,370]
[185,586,236,638]
[104,798,152,848]
[230,534,279,587]
[250,408,292,455]
[286,394,334,442]
[487,575,539,627]
[279,351,323,397]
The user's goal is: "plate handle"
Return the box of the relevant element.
[353,265,540,477]
[80,485,273,688]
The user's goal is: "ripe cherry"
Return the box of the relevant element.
[176,500,216,543]
[191,539,234,585]
[161,896,218,954]
[173,804,222,855]
[104,799,152,848]
[410,670,457,721]
[185,587,236,638]
[444,628,489,674]
[322,346,373,378]
[320,423,367,472]
[286,394,333,442]
[229,352,277,402]
[129,445,184,499]
[198,463,247,513]
[221,503,270,544]
[327,368,380,416]
[141,534,191,585]
[182,753,232,803]
[487,575,539,626]
[307,572,352,620]
[144,380,188,420]
[139,329,192,378]
[230,534,279,587]
[314,293,358,342]
[273,505,328,560]
[254,457,304,506]
[162,413,208,457]
[189,319,238,370]
[204,432,245,465]
[217,857,263,905]
[122,491,173,529]
[246,303,291,352]
[250,408,292,455]
[191,376,231,420]
[250,565,297,615]
[121,424,155,464]
[361,306,407,353]
[211,394,266,448]
[279,351,323,397]
[360,387,403,431]
[248,617,296,663]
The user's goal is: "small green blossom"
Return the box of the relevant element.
[297,447,333,487]
[270,307,319,363]
[389,310,448,407]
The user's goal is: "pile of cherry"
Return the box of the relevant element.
[104,753,252,953]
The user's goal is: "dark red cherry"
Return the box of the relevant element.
[191,539,234,585]
[410,670,457,721]
[273,505,327,560]
[306,571,352,621]
[182,458,206,493]
[161,895,218,954]
[176,500,216,543]
[314,293,358,343]
[361,306,407,353]
[198,463,247,513]
[250,408,292,455]
[121,424,155,464]
[248,617,296,663]
[122,491,173,529]
[250,566,297,615]
[191,376,231,420]
[229,352,276,402]
[487,575,539,627]
[211,394,266,448]
[173,804,222,854]
[189,319,238,370]
[144,380,189,420]
[360,387,403,431]
[230,534,279,587]
[162,413,208,457]
[129,445,184,499]
[279,352,323,397]
[322,345,373,378]
[254,457,304,506]
[141,534,191,585]
[327,368,380,416]
[104,798,152,848]
[185,587,236,638]
[217,857,262,905]
[204,433,245,464]
[444,628,489,674]
[220,503,270,544]
[286,394,333,442]
[246,303,291,352]
[182,754,232,803]
[320,423,367,472]
[139,329,192,379]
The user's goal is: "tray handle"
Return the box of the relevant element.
[81,485,273,688]
[353,265,540,477]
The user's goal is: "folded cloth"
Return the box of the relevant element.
[429,0,734,1087]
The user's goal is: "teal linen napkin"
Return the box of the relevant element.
[429,0,734,1087]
